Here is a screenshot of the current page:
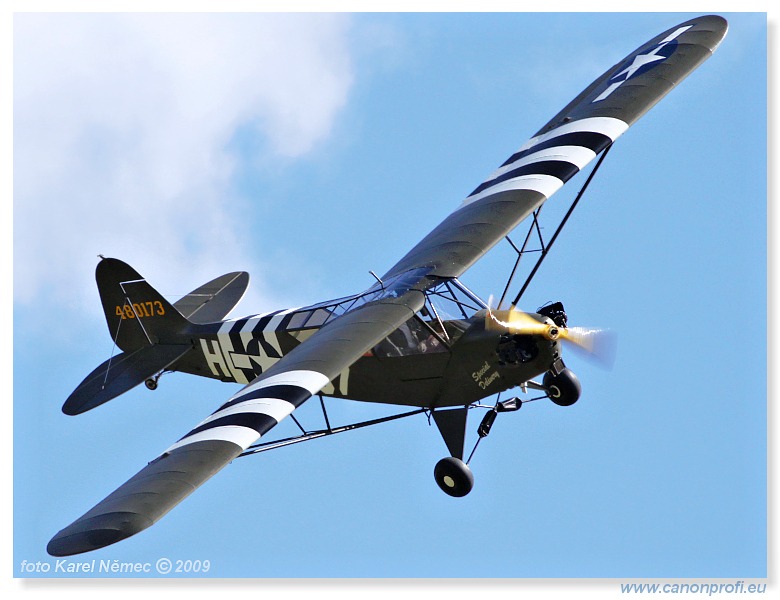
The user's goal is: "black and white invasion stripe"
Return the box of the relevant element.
[165,369,330,452]
[459,116,629,209]
[218,306,300,337]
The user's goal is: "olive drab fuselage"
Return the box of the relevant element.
[174,301,561,409]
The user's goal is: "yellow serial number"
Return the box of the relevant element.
[115,301,165,320]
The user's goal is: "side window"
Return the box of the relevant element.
[286,311,311,330]
[304,308,331,328]
[285,308,333,330]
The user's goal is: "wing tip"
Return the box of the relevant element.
[691,14,729,48]
[47,512,152,557]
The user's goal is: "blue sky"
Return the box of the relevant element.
[12,10,766,585]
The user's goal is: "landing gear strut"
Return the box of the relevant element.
[431,397,523,498]
[431,364,581,497]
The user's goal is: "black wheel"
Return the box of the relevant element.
[434,457,474,497]
[543,368,581,406]
[144,378,158,391]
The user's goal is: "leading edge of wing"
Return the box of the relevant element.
[383,15,727,280]
[47,291,426,556]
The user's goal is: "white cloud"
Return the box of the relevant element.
[14,13,354,317]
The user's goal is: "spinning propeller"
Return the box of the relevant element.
[485,298,616,368]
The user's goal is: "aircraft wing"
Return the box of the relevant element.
[383,15,727,280]
[48,288,426,556]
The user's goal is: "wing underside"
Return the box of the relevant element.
[48,293,425,556]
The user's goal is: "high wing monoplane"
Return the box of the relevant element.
[47,15,728,556]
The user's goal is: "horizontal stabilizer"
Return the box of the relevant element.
[173,271,249,323]
[62,344,191,416]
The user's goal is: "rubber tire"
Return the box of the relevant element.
[144,378,158,391]
[543,368,581,407]
[434,457,474,497]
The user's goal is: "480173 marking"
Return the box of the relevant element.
[115,300,165,320]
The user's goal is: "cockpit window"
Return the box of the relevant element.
[371,278,485,357]
[425,279,485,321]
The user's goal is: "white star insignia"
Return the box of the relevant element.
[612,44,670,82]
[592,24,692,104]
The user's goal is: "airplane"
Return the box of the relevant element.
[47,15,728,557]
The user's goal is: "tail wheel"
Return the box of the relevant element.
[543,368,581,406]
[434,457,474,497]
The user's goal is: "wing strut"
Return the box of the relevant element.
[238,405,428,457]
[499,143,613,308]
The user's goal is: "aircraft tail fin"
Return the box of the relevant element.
[96,257,190,352]
[68,258,252,415]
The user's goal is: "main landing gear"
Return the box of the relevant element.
[434,457,474,497]
[543,367,581,407]
[431,365,580,497]
[431,395,521,498]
